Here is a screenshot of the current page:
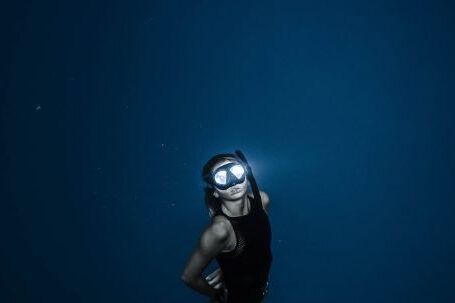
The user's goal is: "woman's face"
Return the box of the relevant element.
[211,159,248,200]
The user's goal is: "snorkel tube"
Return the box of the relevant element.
[234,150,262,204]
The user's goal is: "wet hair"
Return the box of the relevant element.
[201,153,246,218]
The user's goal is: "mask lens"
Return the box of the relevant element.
[230,164,245,179]
[213,170,227,185]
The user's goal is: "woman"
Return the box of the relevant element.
[181,150,273,303]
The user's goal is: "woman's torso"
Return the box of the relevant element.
[212,193,273,302]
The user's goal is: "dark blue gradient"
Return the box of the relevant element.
[2,0,454,302]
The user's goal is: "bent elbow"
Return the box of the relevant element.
[181,274,194,284]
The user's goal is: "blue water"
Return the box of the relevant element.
[2,0,454,302]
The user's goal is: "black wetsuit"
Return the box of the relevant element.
[213,194,273,303]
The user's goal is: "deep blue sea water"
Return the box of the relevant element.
[2,1,454,302]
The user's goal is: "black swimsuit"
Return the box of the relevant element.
[213,194,273,303]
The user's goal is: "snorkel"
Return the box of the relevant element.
[234,150,262,204]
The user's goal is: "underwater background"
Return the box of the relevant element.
[2,0,454,302]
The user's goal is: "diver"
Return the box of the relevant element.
[181,150,273,303]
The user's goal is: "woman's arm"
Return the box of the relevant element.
[259,191,270,214]
[181,220,229,300]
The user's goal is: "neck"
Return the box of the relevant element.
[221,194,250,217]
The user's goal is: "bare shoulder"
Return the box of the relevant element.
[209,216,230,239]
[247,190,270,212]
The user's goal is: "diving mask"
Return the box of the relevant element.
[210,161,246,190]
